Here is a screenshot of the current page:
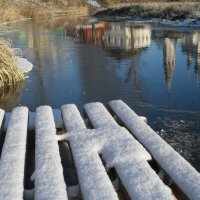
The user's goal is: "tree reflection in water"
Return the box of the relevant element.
[0,83,24,111]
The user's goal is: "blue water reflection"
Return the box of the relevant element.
[1,17,200,171]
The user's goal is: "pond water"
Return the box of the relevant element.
[1,16,200,172]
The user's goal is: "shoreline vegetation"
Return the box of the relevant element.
[0,0,91,87]
[0,0,91,25]
[0,1,199,86]
[94,1,200,26]
[0,39,24,87]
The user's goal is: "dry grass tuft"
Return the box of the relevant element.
[20,4,53,18]
[0,5,23,23]
[0,39,24,87]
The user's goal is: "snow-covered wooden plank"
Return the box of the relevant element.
[102,127,152,167]
[3,110,63,132]
[84,102,118,128]
[72,149,118,200]
[61,104,86,131]
[61,104,118,199]
[109,100,200,200]
[29,109,63,130]
[115,160,173,200]
[67,126,171,200]
[35,106,68,200]
[68,128,119,200]
[0,107,28,200]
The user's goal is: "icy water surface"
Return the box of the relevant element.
[1,16,200,171]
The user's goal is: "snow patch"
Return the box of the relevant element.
[16,56,33,73]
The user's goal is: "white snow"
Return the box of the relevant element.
[1,101,198,199]
[0,107,28,200]
[61,102,172,199]
[61,104,86,131]
[115,160,172,200]
[35,106,68,200]
[109,100,200,200]
[65,126,172,200]
[84,102,118,128]
[29,109,63,130]
[3,109,63,132]
[16,56,33,73]
[131,18,200,27]
[161,19,200,27]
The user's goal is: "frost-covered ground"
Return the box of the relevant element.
[94,3,200,28]
[97,16,200,27]
[130,18,200,28]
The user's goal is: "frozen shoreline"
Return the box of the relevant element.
[96,16,200,28]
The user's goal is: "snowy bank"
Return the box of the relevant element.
[16,56,33,73]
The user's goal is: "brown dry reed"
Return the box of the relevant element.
[0,39,24,87]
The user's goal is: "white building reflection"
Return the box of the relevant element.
[181,32,200,76]
[163,38,176,92]
[104,23,151,50]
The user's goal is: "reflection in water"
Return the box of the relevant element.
[104,23,151,50]
[76,23,105,47]
[0,83,24,110]
[181,32,200,77]
[163,38,176,92]
[2,17,200,171]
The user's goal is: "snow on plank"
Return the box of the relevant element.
[102,130,152,167]
[67,128,119,200]
[84,102,118,128]
[84,102,151,163]
[35,106,68,200]
[115,160,173,200]
[71,148,118,200]
[0,107,28,200]
[67,126,172,200]
[61,104,86,131]
[109,100,200,200]
[61,104,118,199]
[29,109,63,131]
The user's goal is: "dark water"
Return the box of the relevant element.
[1,17,200,171]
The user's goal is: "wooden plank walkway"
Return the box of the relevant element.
[35,106,68,200]
[0,100,199,200]
[0,107,28,200]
